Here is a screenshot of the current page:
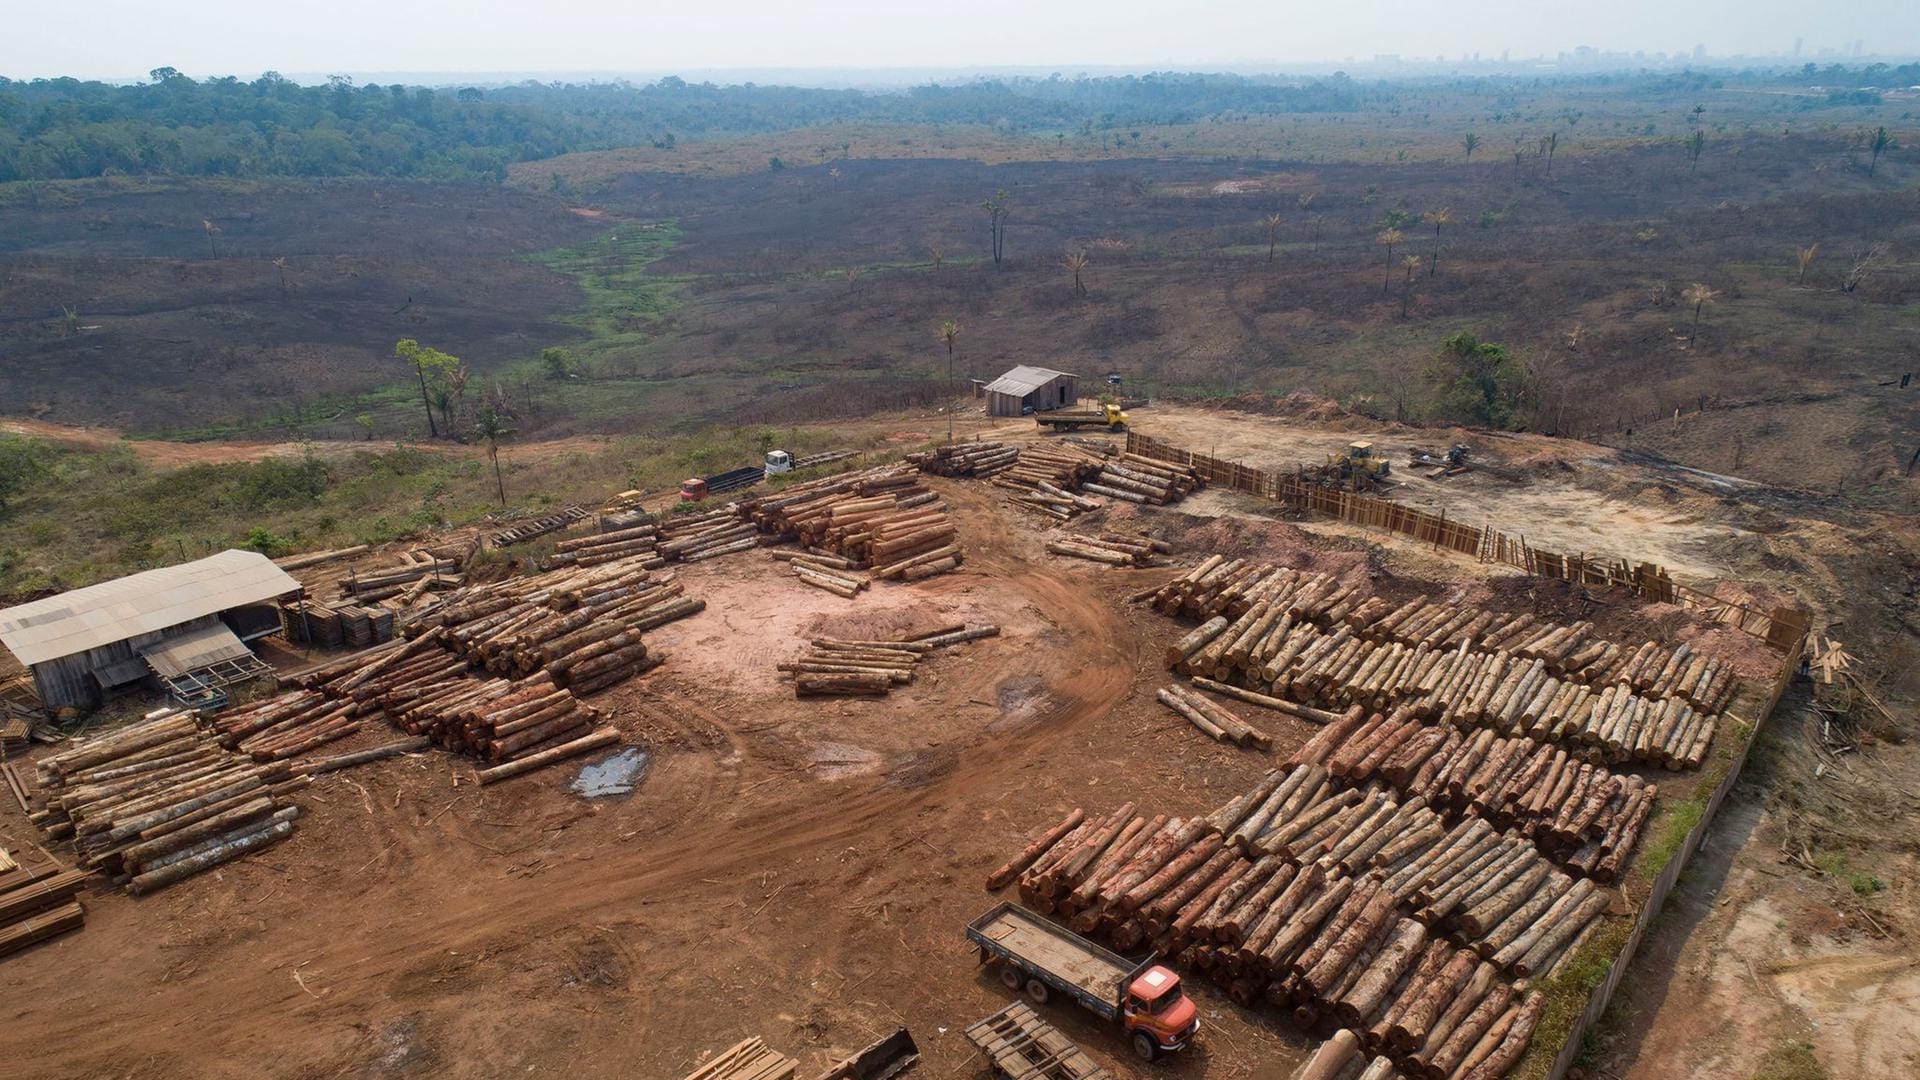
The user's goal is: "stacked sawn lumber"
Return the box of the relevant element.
[783,624,1001,698]
[0,856,88,961]
[679,1037,797,1080]
[31,712,306,893]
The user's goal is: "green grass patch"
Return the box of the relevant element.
[1753,1039,1828,1080]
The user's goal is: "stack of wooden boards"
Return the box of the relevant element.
[782,625,1001,697]
[489,504,589,547]
[909,440,1021,478]
[1148,558,1733,770]
[0,854,88,962]
[753,466,962,582]
[30,711,306,894]
[986,775,1569,1080]
[964,1002,1115,1080]
[678,1037,796,1080]
[1046,532,1170,567]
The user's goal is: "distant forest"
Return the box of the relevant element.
[1,62,1912,184]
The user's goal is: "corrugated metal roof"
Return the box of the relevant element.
[983,365,1078,397]
[141,622,252,678]
[0,550,299,667]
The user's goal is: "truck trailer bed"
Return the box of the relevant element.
[967,903,1135,1005]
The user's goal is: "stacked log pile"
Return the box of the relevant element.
[0,855,88,961]
[986,789,1564,1078]
[29,712,306,893]
[771,551,870,598]
[208,690,364,761]
[753,467,962,582]
[546,522,665,569]
[1287,709,1657,880]
[1080,453,1204,507]
[782,625,1000,697]
[910,441,1021,478]
[1148,561,1723,769]
[656,507,764,563]
[679,1037,797,1080]
[992,441,1111,493]
[1347,599,1738,714]
[1046,532,1170,567]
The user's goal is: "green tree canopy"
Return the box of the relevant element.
[1423,332,1530,428]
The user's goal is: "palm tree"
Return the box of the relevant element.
[272,256,289,292]
[1868,126,1896,176]
[1425,208,1452,278]
[1462,132,1479,162]
[939,319,960,443]
[1064,250,1089,295]
[1377,228,1404,292]
[1682,283,1718,347]
[1686,130,1706,172]
[1263,213,1283,262]
[202,219,220,258]
[1542,132,1559,178]
[1400,255,1422,317]
[471,404,515,505]
[1796,244,1818,286]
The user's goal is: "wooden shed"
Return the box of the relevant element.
[984,366,1079,418]
[0,550,300,714]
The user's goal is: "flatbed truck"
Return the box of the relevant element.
[966,901,1198,1062]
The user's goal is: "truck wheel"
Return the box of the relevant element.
[999,965,1023,991]
[1131,1033,1158,1062]
[1024,979,1050,1006]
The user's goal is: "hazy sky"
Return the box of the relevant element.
[5,0,1917,82]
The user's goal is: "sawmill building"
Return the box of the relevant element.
[984,365,1079,417]
[0,550,300,714]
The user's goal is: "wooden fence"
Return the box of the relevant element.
[1125,431,1806,646]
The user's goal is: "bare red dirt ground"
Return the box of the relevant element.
[0,414,1905,1080]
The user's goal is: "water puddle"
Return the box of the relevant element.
[571,748,650,799]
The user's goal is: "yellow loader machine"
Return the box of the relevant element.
[1318,441,1392,490]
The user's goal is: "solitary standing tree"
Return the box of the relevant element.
[272,256,290,292]
[1682,283,1718,347]
[1686,130,1706,172]
[1377,228,1405,292]
[939,319,960,443]
[981,190,1010,266]
[1263,213,1283,262]
[1064,250,1089,294]
[1868,126,1896,176]
[1425,207,1452,277]
[1796,243,1818,285]
[1462,132,1479,162]
[472,404,515,506]
[1542,132,1559,178]
[202,219,220,258]
[395,338,458,438]
[1400,255,1422,317]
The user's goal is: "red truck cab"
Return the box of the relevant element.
[678,478,708,501]
[1120,965,1199,1060]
